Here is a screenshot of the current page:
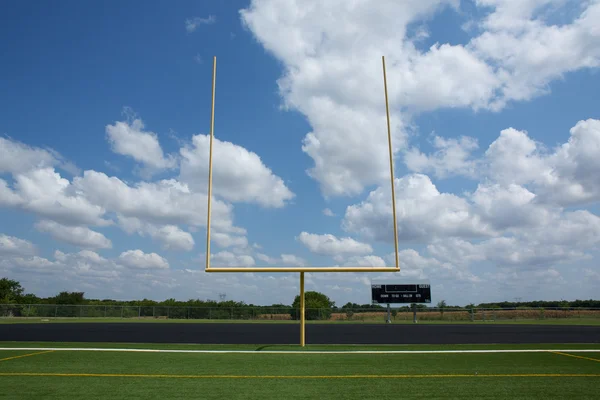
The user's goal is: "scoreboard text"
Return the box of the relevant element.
[371,283,431,304]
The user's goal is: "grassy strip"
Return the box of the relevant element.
[1,341,600,351]
[0,347,598,399]
[2,317,600,325]
[2,376,597,399]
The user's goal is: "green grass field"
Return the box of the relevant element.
[0,342,598,399]
[2,317,600,325]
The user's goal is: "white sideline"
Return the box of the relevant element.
[1,347,599,354]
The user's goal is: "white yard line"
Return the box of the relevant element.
[0,347,599,354]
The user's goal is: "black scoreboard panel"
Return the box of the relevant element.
[371,283,431,304]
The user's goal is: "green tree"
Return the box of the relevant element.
[291,291,335,320]
[437,299,447,318]
[0,278,24,304]
[53,291,85,305]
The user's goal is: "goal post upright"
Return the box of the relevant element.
[204,55,400,346]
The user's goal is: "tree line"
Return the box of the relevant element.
[2,277,599,319]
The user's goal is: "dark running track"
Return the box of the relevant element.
[1,323,599,345]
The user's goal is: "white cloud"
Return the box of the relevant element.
[297,232,373,258]
[0,234,36,257]
[322,208,335,217]
[428,209,600,271]
[0,137,79,176]
[584,268,600,283]
[483,119,600,206]
[404,135,479,178]
[341,255,387,267]
[483,127,551,185]
[240,0,600,197]
[256,253,307,266]
[391,249,482,283]
[540,118,600,205]
[401,118,600,209]
[105,117,177,174]
[53,250,120,281]
[239,0,458,197]
[3,168,110,226]
[73,170,240,232]
[118,250,170,270]
[0,137,59,174]
[1,256,58,273]
[179,134,294,208]
[210,251,255,267]
[470,183,552,230]
[185,15,216,33]
[342,174,492,242]
[35,220,112,250]
[211,232,248,249]
[118,216,194,252]
[299,101,406,197]
[469,0,600,109]
[0,179,22,207]
[280,254,306,266]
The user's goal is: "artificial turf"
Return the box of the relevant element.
[0,343,598,399]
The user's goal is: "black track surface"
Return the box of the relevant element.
[1,323,599,344]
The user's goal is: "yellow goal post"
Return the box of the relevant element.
[203,55,400,345]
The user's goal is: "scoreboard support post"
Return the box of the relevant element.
[412,303,417,324]
[386,304,391,324]
[300,272,305,347]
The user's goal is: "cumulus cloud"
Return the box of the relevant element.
[105,117,177,175]
[322,208,336,217]
[211,232,248,249]
[404,135,480,178]
[483,119,600,206]
[341,255,387,267]
[470,183,552,231]
[483,127,551,185]
[0,137,79,176]
[179,134,294,208]
[117,216,194,252]
[469,0,600,109]
[343,174,492,243]
[2,168,110,226]
[210,251,255,267]
[118,250,170,270]
[297,232,373,259]
[35,220,112,250]
[3,250,121,289]
[73,170,240,232]
[0,137,61,174]
[0,179,22,207]
[0,234,36,257]
[428,208,600,271]
[401,118,600,208]
[384,248,481,283]
[1,255,59,273]
[256,253,307,266]
[240,0,600,197]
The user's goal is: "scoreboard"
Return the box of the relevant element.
[371,283,431,304]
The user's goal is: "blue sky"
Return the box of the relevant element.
[1,0,600,306]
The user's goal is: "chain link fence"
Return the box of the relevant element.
[1,304,600,322]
